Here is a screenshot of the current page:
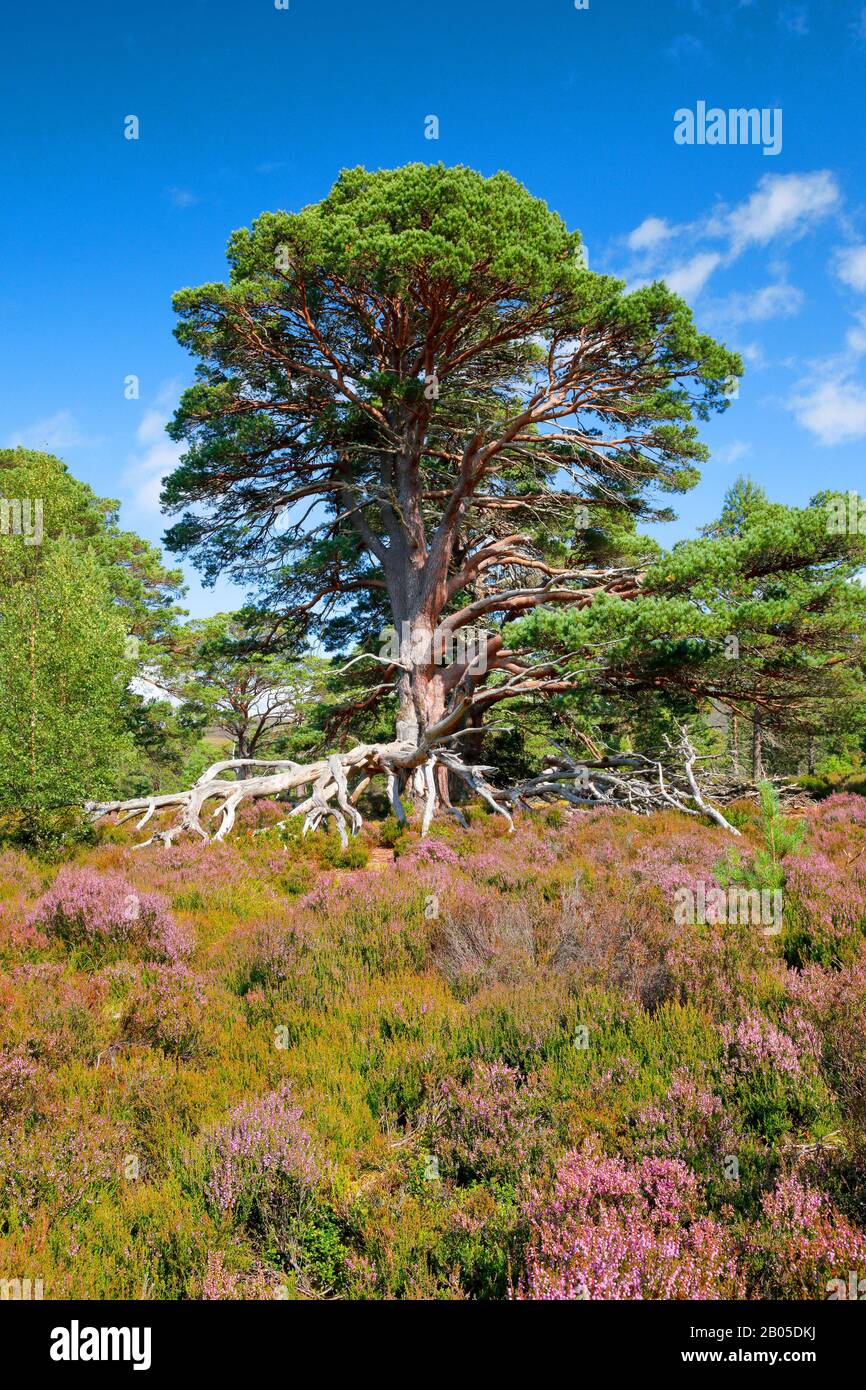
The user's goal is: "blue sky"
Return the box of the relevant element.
[2,0,866,614]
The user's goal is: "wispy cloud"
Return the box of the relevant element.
[714,439,752,466]
[621,172,840,309]
[726,172,839,254]
[834,244,866,293]
[663,252,724,298]
[124,385,184,515]
[705,281,803,327]
[846,310,866,355]
[619,169,866,448]
[5,410,101,451]
[626,217,676,253]
[790,378,866,446]
[164,187,198,209]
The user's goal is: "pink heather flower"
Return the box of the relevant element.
[344,1252,379,1298]
[783,851,866,964]
[404,838,460,867]
[751,1176,866,1298]
[200,1249,280,1300]
[121,963,207,1059]
[27,866,190,962]
[438,1060,545,1183]
[514,1141,742,1300]
[637,1069,739,1166]
[812,793,866,828]
[722,1011,802,1078]
[205,1083,318,1221]
[0,1046,39,1118]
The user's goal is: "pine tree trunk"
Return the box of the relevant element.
[751,714,764,783]
[730,712,740,778]
[394,613,448,807]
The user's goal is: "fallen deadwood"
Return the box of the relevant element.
[87,725,742,847]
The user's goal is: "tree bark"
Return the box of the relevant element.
[751,714,764,783]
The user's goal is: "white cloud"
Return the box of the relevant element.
[124,386,184,515]
[846,311,866,355]
[835,244,866,293]
[726,171,839,254]
[627,216,676,252]
[663,252,723,298]
[5,410,98,451]
[791,378,866,445]
[714,439,751,465]
[165,187,198,209]
[738,341,767,368]
[621,172,839,309]
[707,281,803,326]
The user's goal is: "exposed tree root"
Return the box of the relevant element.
[87,726,741,847]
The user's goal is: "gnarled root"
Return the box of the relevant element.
[86,726,739,847]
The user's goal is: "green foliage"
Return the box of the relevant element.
[0,537,133,843]
[0,448,185,648]
[156,609,330,767]
[715,782,806,895]
[161,163,739,669]
[504,479,866,769]
[0,448,189,808]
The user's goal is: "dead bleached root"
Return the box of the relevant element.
[87,726,740,848]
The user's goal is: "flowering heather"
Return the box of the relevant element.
[205,1083,318,1223]
[515,1142,742,1300]
[121,963,207,1060]
[749,1176,866,1299]
[402,837,460,867]
[461,842,549,889]
[3,795,866,1299]
[637,1069,739,1172]
[0,1107,129,1229]
[811,791,866,828]
[779,1005,823,1066]
[234,798,289,831]
[201,1249,281,1300]
[0,1044,39,1117]
[783,851,866,965]
[27,866,190,962]
[437,1060,545,1184]
[231,918,309,993]
[722,1010,803,1079]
